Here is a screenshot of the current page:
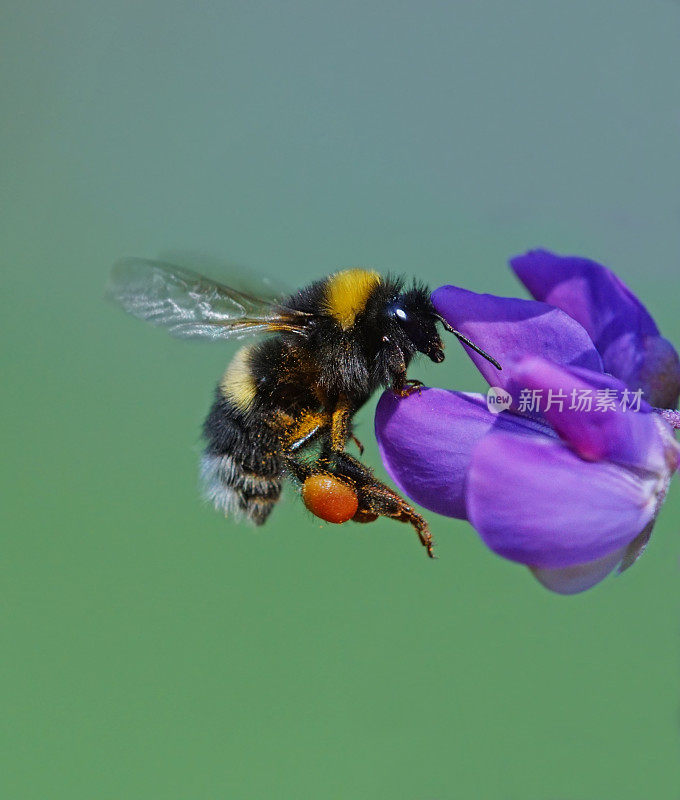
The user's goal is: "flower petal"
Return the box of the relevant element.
[431,285,602,391]
[510,357,664,469]
[374,388,548,519]
[617,520,655,574]
[466,431,657,569]
[529,546,628,595]
[510,250,680,408]
[635,336,680,410]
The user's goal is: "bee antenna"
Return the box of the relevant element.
[435,315,502,371]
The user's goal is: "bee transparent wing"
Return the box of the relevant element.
[154,250,293,304]
[108,258,310,340]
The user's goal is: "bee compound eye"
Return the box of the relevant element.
[302,474,358,523]
[386,300,410,325]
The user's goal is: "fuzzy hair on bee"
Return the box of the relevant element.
[108,258,500,557]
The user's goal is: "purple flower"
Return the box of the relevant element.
[511,250,680,409]
[375,251,680,594]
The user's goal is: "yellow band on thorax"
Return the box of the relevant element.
[323,268,381,330]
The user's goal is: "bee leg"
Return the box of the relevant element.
[351,509,378,523]
[322,452,434,558]
[330,394,353,452]
[277,409,330,452]
[276,410,334,486]
[350,434,364,456]
[284,455,313,484]
[353,481,434,558]
[391,373,424,398]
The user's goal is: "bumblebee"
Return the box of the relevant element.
[109,259,500,557]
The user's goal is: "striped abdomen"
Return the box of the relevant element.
[201,347,284,525]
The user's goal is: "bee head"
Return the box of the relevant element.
[385,287,445,363]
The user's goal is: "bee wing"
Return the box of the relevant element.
[107,258,310,340]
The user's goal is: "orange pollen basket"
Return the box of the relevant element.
[301,474,359,524]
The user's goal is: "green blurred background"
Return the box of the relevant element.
[2,1,679,797]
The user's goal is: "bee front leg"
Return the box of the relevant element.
[391,372,424,398]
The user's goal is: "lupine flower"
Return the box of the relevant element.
[375,251,680,594]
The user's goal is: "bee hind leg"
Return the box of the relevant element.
[352,481,434,558]
[322,452,435,559]
[285,446,434,559]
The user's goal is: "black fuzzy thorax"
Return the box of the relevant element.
[279,274,433,405]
